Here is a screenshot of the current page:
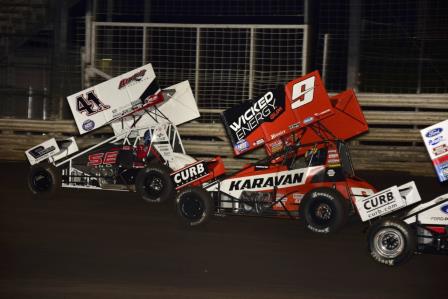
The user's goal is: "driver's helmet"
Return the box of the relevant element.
[143,129,152,145]
[304,149,313,163]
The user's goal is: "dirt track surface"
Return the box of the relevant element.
[1,162,447,299]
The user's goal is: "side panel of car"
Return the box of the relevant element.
[404,197,448,226]
[210,164,361,216]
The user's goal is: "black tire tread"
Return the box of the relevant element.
[27,163,61,199]
[176,187,214,227]
[299,187,349,234]
[135,164,174,204]
[367,218,416,266]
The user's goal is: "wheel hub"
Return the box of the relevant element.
[181,196,204,220]
[374,228,404,258]
[32,170,52,192]
[315,203,332,220]
[149,177,163,192]
[382,233,400,250]
[145,175,164,197]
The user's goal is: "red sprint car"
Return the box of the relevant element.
[171,71,377,233]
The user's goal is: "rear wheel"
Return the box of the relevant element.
[27,163,61,198]
[368,218,416,266]
[135,164,174,203]
[176,187,214,226]
[300,188,349,234]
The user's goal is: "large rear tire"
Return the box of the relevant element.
[367,218,416,266]
[27,163,61,199]
[176,187,214,226]
[299,188,349,234]
[135,164,174,203]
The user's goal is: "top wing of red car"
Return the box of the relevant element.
[221,71,368,156]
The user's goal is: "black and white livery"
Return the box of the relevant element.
[355,182,448,266]
[26,64,200,203]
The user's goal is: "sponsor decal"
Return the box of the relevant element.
[29,145,56,159]
[118,69,146,89]
[434,158,448,181]
[441,204,448,214]
[327,151,341,167]
[293,193,304,204]
[270,139,284,153]
[235,139,250,153]
[270,130,286,140]
[431,216,448,221]
[304,116,314,125]
[288,122,300,130]
[76,91,110,116]
[433,144,448,156]
[221,87,285,144]
[327,158,341,166]
[82,119,95,131]
[362,191,395,211]
[171,161,208,189]
[315,108,331,117]
[356,187,404,221]
[426,127,443,138]
[291,76,315,109]
[112,106,132,119]
[428,136,443,146]
[228,169,306,191]
[88,151,118,166]
[254,165,269,172]
[253,139,265,146]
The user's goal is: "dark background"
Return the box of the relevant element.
[1,0,447,119]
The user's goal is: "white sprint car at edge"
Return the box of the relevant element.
[355,181,448,266]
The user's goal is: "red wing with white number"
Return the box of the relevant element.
[221,71,368,156]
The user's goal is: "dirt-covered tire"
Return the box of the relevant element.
[176,187,214,226]
[135,164,174,203]
[367,218,416,266]
[27,163,61,198]
[299,188,349,234]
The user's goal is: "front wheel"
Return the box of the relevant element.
[135,164,174,203]
[367,218,416,266]
[27,163,61,199]
[299,188,349,234]
[176,187,214,226]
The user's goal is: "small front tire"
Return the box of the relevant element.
[135,164,174,203]
[27,163,61,199]
[367,218,416,266]
[176,187,214,226]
